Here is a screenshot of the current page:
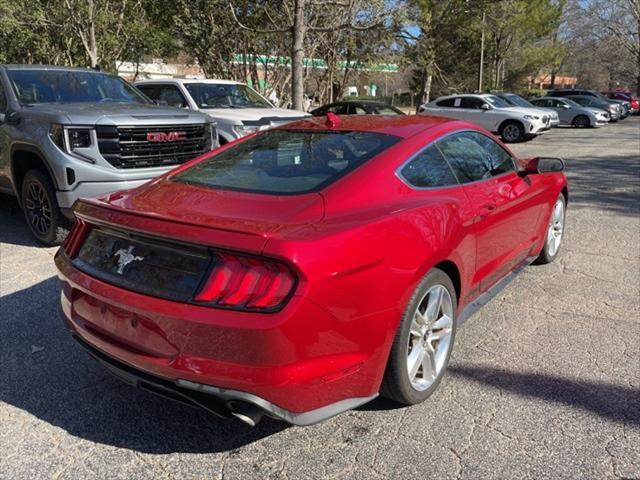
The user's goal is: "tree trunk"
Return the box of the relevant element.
[291,0,306,111]
[88,0,98,68]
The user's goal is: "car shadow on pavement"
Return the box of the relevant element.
[449,366,640,427]
[0,277,289,454]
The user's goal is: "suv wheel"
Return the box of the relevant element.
[500,121,525,143]
[21,169,69,246]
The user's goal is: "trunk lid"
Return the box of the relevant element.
[80,180,325,253]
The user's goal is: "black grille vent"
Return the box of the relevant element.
[97,124,211,169]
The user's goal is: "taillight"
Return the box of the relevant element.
[195,253,296,311]
[62,219,89,258]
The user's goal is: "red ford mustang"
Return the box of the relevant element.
[55,115,568,426]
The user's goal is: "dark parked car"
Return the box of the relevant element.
[310,100,404,116]
[602,91,639,115]
[564,95,622,122]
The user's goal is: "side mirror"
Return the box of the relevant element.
[519,157,565,175]
[481,103,490,111]
[561,104,570,109]
[2,110,21,125]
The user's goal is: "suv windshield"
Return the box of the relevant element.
[173,129,400,194]
[6,69,149,104]
[484,95,511,108]
[185,83,272,109]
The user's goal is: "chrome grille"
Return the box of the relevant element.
[97,124,212,169]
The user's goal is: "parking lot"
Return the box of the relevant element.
[1,119,639,480]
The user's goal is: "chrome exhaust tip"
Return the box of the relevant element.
[228,401,264,427]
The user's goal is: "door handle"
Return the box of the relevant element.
[478,204,496,217]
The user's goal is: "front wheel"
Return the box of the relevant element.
[535,195,566,264]
[500,121,525,143]
[21,169,69,246]
[381,269,457,405]
[572,115,590,128]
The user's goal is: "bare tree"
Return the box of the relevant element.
[230,0,387,110]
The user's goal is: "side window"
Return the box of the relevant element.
[157,85,187,108]
[437,132,515,183]
[459,97,485,109]
[327,104,348,114]
[352,106,367,114]
[137,85,158,101]
[399,144,459,188]
[436,98,456,107]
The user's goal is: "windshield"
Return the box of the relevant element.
[6,69,149,104]
[504,94,533,107]
[173,130,400,194]
[484,95,511,108]
[185,83,272,109]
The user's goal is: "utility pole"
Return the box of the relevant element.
[478,10,485,92]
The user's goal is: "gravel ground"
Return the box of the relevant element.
[1,118,639,480]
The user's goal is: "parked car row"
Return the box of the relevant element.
[415,88,637,143]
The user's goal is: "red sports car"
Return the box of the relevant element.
[55,115,568,426]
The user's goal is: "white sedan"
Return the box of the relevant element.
[419,94,549,143]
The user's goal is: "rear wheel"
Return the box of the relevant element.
[21,169,69,246]
[499,121,525,143]
[381,269,457,405]
[535,195,566,265]
[572,115,590,128]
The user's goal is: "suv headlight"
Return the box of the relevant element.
[233,124,259,137]
[68,128,92,149]
[50,124,94,151]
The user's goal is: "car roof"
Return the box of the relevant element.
[1,64,113,74]
[275,115,465,139]
[135,78,242,86]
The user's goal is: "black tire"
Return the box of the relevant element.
[381,268,457,405]
[534,194,566,265]
[499,120,525,143]
[20,169,69,246]
[572,115,590,128]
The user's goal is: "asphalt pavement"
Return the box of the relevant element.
[1,118,639,480]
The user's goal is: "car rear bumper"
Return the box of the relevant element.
[55,251,383,423]
[72,333,376,426]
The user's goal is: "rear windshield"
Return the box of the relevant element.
[173,129,400,194]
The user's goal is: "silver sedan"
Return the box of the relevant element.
[530,97,610,127]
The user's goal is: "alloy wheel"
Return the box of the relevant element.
[547,198,565,256]
[24,180,52,236]
[502,124,521,142]
[406,284,454,391]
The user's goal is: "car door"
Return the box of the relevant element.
[436,131,547,291]
[457,96,489,129]
[549,99,572,123]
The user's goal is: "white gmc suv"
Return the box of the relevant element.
[135,79,309,145]
[419,93,549,143]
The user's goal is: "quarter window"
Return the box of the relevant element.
[437,132,515,183]
[400,145,459,188]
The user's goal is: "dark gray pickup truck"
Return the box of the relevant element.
[0,65,216,245]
